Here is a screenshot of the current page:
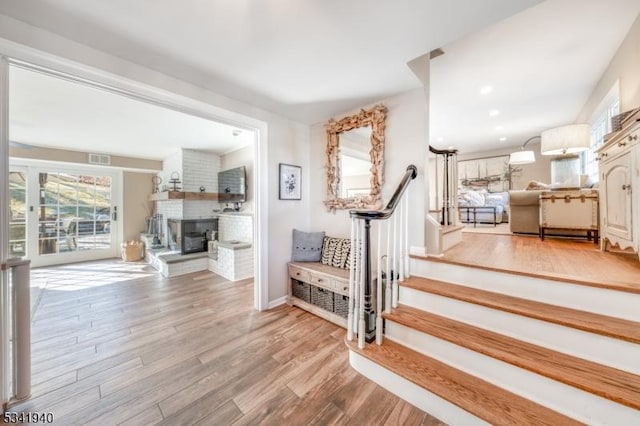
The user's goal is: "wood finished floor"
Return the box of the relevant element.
[9,260,444,426]
[432,233,640,292]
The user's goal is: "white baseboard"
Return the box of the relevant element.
[267,295,288,309]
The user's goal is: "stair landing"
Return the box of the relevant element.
[414,232,640,294]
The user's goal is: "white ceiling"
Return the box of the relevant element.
[9,67,255,160]
[0,0,542,125]
[0,0,638,156]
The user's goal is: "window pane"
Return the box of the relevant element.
[37,172,113,254]
[9,171,27,257]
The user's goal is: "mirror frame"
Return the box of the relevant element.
[324,104,387,212]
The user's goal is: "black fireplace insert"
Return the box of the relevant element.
[167,218,218,254]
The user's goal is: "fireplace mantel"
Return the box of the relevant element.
[149,191,219,201]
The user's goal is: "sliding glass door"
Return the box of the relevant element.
[9,163,121,267]
[36,172,113,255]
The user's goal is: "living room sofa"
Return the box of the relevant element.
[509,190,542,234]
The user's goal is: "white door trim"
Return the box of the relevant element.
[0,54,10,414]
[0,44,269,310]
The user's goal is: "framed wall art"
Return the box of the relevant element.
[279,163,301,200]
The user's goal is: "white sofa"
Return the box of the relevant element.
[458,189,509,224]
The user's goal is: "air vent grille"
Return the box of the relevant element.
[88,153,111,165]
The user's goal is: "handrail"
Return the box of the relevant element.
[349,165,417,220]
[429,145,458,155]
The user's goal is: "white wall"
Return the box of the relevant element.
[577,13,640,121]
[309,89,427,249]
[268,121,311,300]
[0,14,311,307]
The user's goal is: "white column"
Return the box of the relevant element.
[1,56,11,412]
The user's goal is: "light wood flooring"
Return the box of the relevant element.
[9,260,443,425]
[428,233,640,293]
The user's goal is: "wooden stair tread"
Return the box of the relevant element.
[402,276,640,344]
[384,305,640,410]
[346,338,581,426]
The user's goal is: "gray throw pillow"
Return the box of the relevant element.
[292,229,325,262]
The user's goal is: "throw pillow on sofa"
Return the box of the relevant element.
[291,229,325,262]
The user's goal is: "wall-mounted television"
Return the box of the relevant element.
[218,166,247,203]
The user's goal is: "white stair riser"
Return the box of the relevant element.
[399,286,640,375]
[386,321,640,425]
[410,258,640,321]
[348,350,488,426]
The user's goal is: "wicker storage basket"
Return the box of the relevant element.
[333,293,349,318]
[121,241,143,262]
[291,279,311,302]
[311,285,334,312]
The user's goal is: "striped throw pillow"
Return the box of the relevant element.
[321,237,351,269]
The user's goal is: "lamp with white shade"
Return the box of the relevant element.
[508,136,539,165]
[540,124,591,155]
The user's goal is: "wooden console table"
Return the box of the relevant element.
[459,206,498,227]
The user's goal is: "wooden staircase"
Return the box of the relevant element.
[347,256,640,425]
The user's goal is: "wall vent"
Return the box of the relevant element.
[88,153,111,165]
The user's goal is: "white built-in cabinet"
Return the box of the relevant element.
[597,120,639,259]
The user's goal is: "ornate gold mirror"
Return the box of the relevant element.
[324,104,387,211]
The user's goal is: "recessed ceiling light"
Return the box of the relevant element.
[495,125,504,131]
[489,110,500,117]
[499,137,507,142]
[436,137,444,142]
[479,85,493,95]
[232,129,242,136]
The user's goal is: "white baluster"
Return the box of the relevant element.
[385,218,391,314]
[376,220,383,345]
[392,211,399,308]
[347,218,355,341]
[398,197,404,283]
[404,192,410,279]
[358,219,366,349]
[353,220,360,341]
